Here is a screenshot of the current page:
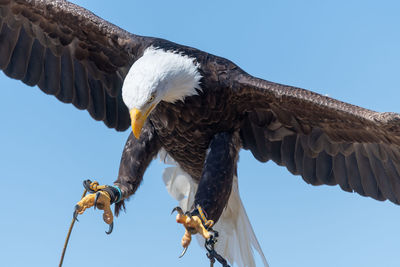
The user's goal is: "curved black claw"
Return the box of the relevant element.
[171,206,184,215]
[94,191,101,210]
[184,211,192,219]
[83,179,94,193]
[73,205,80,222]
[105,221,114,235]
[179,246,188,258]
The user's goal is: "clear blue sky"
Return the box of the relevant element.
[1,1,400,266]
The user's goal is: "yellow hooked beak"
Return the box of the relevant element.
[130,104,156,139]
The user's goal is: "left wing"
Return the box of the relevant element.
[233,72,400,204]
[0,0,154,130]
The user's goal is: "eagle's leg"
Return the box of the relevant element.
[176,131,239,253]
[74,122,161,231]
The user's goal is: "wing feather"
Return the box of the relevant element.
[38,47,61,95]
[355,145,381,200]
[302,153,318,185]
[332,153,352,193]
[58,47,74,102]
[294,135,304,175]
[23,39,45,85]
[88,75,106,121]
[315,151,334,185]
[280,134,297,174]
[3,25,32,79]
[0,21,19,69]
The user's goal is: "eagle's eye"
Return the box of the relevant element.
[148,94,155,103]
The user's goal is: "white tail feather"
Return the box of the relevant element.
[210,177,269,267]
[160,151,268,267]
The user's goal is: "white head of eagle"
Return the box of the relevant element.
[122,47,202,138]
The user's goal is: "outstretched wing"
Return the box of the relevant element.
[234,72,400,204]
[0,0,154,130]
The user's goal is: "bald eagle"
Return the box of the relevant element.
[2,0,400,266]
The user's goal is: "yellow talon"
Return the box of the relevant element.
[86,181,107,192]
[176,213,211,240]
[75,191,113,225]
[174,205,214,257]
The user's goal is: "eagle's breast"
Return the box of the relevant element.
[150,87,240,181]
